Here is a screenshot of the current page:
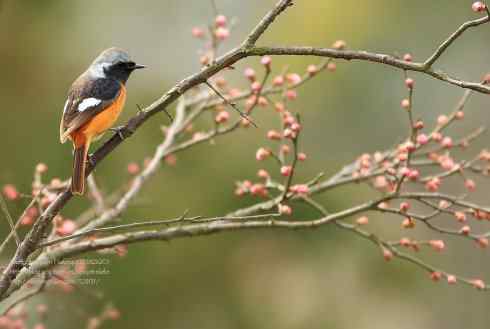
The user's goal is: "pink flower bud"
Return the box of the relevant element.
[431,132,442,142]
[460,225,471,235]
[454,211,467,223]
[280,165,293,177]
[191,27,205,38]
[251,81,262,93]
[356,216,369,225]
[286,73,302,85]
[261,56,272,67]
[267,130,282,140]
[214,27,230,40]
[441,136,453,148]
[307,64,318,75]
[430,271,442,282]
[416,133,429,145]
[215,15,227,27]
[382,248,393,261]
[465,179,476,191]
[472,2,487,12]
[414,120,424,130]
[327,62,337,72]
[405,78,415,89]
[290,184,309,195]
[280,144,290,154]
[256,148,271,161]
[402,217,415,229]
[250,183,267,197]
[57,219,77,236]
[2,184,19,201]
[400,201,410,212]
[36,163,48,174]
[244,68,256,81]
[283,128,296,139]
[425,177,441,192]
[429,239,445,252]
[332,40,347,50]
[403,53,413,62]
[400,237,412,247]
[127,162,140,175]
[437,115,448,125]
[279,204,292,215]
[471,279,485,290]
[439,200,450,209]
[105,308,121,320]
[477,237,489,248]
[257,169,270,179]
[297,152,307,161]
[455,111,464,119]
[273,75,285,86]
[401,99,410,110]
[215,110,230,124]
[447,275,457,285]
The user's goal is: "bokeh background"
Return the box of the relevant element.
[1,0,490,328]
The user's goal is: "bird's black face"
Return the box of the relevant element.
[104,61,146,83]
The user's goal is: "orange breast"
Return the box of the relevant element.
[72,85,127,147]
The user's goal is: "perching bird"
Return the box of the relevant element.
[59,47,145,195]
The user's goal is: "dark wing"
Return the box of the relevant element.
[59,76,121,143]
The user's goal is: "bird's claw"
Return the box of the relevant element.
[110,126,126,140]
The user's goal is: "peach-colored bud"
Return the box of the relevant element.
[429,239,445,252]
[414,120,424,130]
[356,216,369,225]
[407,169,420,180]
[115,244,128,257]
[454,211,466,223]
[307,64,318,75]
[280,144,291,154]
[472,2,487,12]
[127,162,140,175]
[437,115,448,125]
[191,27,205,38]
[251,81,262,93]
[477,237,489,248]
[439,200,450,209]
[273,75,285,86]
[280,165,293,177]
[278,204,292,215]
[471,279,485,290]
[403,53,413,62]
[283,128,296,139]
[267,130,282,140]
[425,177,441,192]
[401,99,410,109]
[250,184,267,197]
[200,55,210,65]
[215,110,230,124]
[290,122,302,132]
[455,111,464,119]
[257,169,270,179]
[465,179,476,191]
[244,68,256,81]
[402,217,415,229]
[56,220,77,236]
[260,56,272,67]
[378,202,389,209]
[286,73,302,85]
[105,308,121,321]
[285,90,297,100]
[36,304,48,315]
[416,133,429,145]
[164,154,177,166]
[274,102,285,112]
[382,248,393,261]
[297,152,307,161]
[327,62,337,72]
[430,271,442,282]
[460,225,471,235]
[332,40,347,50]
[431,132,443,142]
[447,275,457,284]
[405,78,415,89]
[400,237,412,247]
[256,148,271,161]
[441,136,453,148]
[214,27,230,40]
[257,96,268,106]
[36,163,48,174]
[2,184,19,201]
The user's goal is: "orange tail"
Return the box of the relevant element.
[71,136,91,195]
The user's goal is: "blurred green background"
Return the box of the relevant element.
[1,0,490,328]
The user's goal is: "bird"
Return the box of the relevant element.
[59,47,145,195]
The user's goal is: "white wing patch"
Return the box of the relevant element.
[63,99,70,113]
[78,98,102,112]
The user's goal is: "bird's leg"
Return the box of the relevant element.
[109,126,126,140]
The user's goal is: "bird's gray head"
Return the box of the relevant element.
[88,47,145,83]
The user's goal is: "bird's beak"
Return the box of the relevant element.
[133,63,146,69]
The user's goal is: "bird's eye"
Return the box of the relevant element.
[126,61,136,68]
